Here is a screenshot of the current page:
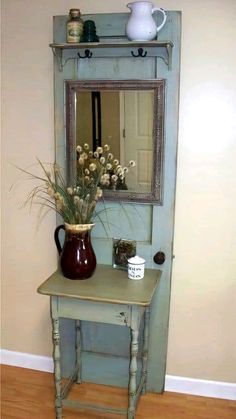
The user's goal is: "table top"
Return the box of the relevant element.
[37,265,161,306]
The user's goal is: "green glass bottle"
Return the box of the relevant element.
[80,20,99,42]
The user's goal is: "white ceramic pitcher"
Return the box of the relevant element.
[126,1,167,41]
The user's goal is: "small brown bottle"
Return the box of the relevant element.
[66,9,83,43]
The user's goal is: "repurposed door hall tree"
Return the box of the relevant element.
[42,8,181,418]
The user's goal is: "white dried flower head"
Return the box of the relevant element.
[84,176,90,185]
[78,157,84,165]
[94,151,99,158]
[54,192,61,200]
[81,152,88,160]
[114,165,121,174]
[100,156,105,164]
[83,143,89,150]
[96,146,103,154]
[108,153,113,160]
[123,167,129,173]
[74,196,80,205]
[53,163,60,173]
[67,187,73,195]
[89,163,97,172]
[105,180,110,187]
[129,160,136,167]
[85,168,90,175]
[47,187,55,198]
[106,163,112,170]
[55,193,64,210]
[111,174,118,182]
[56,201,64,211]
[100,176,107,185]
[76,145,82,153]
[95,187,103,199]
[117,167,123,175]
[113,159,119,166]
[88,151,93,157]
[85,193,90,201]
[104,144,110,151]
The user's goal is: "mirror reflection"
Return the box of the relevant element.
[66,80,165,203]
[76,90,154,193]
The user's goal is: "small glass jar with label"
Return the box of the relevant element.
[66,9,83,43]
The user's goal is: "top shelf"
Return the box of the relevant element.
[50,40,173,49]
[50,40,174,71]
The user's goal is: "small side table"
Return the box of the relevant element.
[38,264,161,419]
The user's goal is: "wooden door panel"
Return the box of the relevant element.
[54,11,181,392]
[92,203,153,244]
[124,90,153,191]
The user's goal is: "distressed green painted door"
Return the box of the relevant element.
[53,11,181,392]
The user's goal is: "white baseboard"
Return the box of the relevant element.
[1,349,235,400]
[165,374,236,401]
[0,349,53,373]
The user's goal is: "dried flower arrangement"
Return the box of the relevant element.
[21,143,135,225]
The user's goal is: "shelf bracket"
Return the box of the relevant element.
[51,47,64,71]
[155,44,172,70]
[166,43,172,70]
[52,47,78,72]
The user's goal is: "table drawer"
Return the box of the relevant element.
[57,297,131,326]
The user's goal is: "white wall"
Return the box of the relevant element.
[1,0,236,384]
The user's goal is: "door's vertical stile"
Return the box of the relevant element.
[54,20,78,177]
[147,12,181,391]
[53,21,79,379]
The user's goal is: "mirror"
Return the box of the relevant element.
[65,79,165,203]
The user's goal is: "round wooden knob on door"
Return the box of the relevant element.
[153,251,166,265]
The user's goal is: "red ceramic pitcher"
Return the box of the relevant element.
[54,223,96,280]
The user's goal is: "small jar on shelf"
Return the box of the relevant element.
[66,8,83,43]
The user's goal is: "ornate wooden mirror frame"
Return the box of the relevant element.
[65,79,165,203]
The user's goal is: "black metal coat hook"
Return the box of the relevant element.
[131,48,147,58]
[77,49,93,59]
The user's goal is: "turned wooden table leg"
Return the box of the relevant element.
[128,328,139,419]
[142,307,150,394]
[51,299,63,419]
[75,319,82,383]
[142,307,150,395]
